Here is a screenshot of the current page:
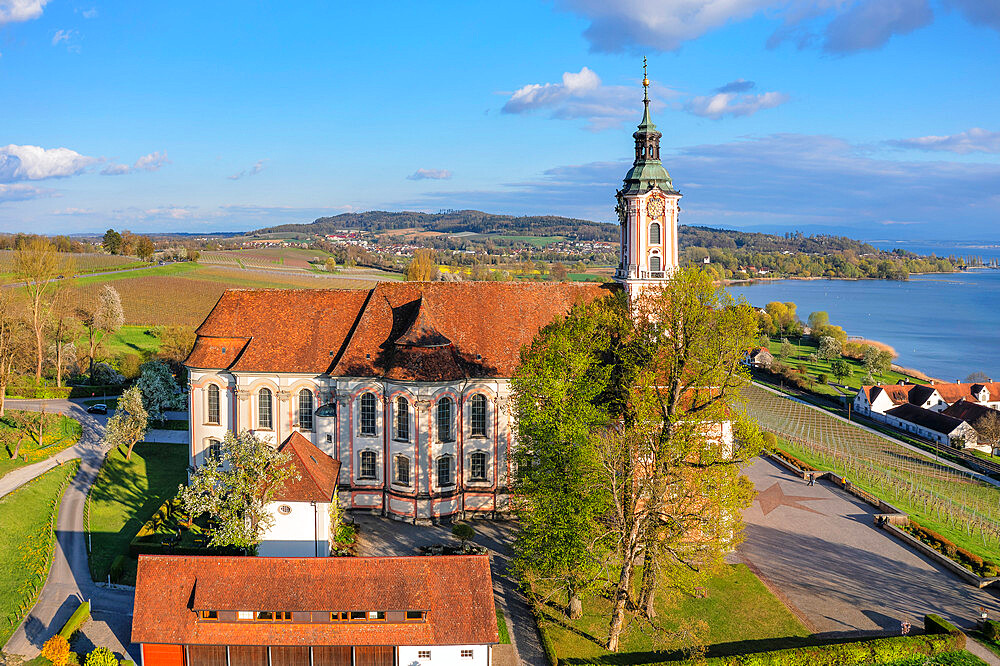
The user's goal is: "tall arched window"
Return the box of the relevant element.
[298,389,314,431]
[258,388,272,429]
[649,254,662,273]
[649,222,661,245]
[395,455,410,486]
[359,392,377,436]
[437,398,454,442]
[207,384,220,425]
[471,394,487,437]
[394,396,409,442]
[359,450,377,480]
[205,438,222,465]
[470,451,488,482]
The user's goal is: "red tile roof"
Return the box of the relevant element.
[274,432,341,503]
[132,555,498,647]
[186,282,614,379]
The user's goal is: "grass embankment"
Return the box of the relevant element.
[0,461,79,646]
[764,337,922,398]
[537,564,809,663]
[74,325,162,360]
[0,411,82,478]
[86,442,188,584]
[773,437,997,564]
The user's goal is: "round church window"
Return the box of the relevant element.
[278,505,292,515]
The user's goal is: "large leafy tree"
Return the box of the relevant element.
[179,431,299,551]
[103,385,148,461]
[136,359,184,421]
[511,267,763,651]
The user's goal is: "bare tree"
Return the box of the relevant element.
[965,371,991,383]
[48,293,81,388]
[78,285,124,382]
[14,238,67,381]
[0,285,30,418]
[975,411,1000,456]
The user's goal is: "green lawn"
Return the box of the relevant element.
[70,261,198,286]
[537,564,809,663]
[498,234,566,247]
[0,461,79,646]
[75,325,162,361]
[86,442,189,582]
[0,411,83,478]
[766,337,923,397]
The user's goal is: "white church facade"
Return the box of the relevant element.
[184,74,683,525]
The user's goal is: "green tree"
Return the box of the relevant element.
[779,338,794,359]
[84,647,118,666]
[831,358,852,382]
[135,236,156,261]
[807,311,829,332]
[405,248,439,281]
[179,430,299,550]
[324,257,337,272]
[512,267,763,650]
[104,384,148,460]
[136,359,184,421]
[863,345,892,379]
[102,228,123,254]
[452,523,475,546]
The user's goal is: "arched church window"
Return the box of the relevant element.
[359,392,377,436]
[258,388,272,430]
[359,450,377,480]
[650,255,662,273]
[207,384,220,425]
[649,222,661,245]
[471,394,488,437]
[470,451,488,482]
[298,389,314,431]
[395,396,410,442]
[437,397,454,442]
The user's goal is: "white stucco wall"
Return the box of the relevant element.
[398,644,490,666]
[258,500,330,557]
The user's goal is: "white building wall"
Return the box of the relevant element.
[258,500,330,557]
[398,644,490,666]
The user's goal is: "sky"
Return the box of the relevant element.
[1,0,999,240]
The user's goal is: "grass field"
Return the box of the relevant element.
[496,235,566,247]
[0,461,79,646]
[74,324,162,361]
[57,263,380,327]
[0,250,144,277]
[743,384,1000,562]
[0,411,82,478]
[537,564,809,663]
[765,337,922,398]
[86,442,189,582]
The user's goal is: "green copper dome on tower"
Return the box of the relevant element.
[621,61,677,196]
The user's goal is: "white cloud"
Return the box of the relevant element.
[502,67,659,131]
[887,128,1000,154]
[228,159,267,180]
[556,0,934,54]
[0,0,49,25]
[0,183,56,203]
[947,0,1000,31]
[81,7,97,18]
[101,151,171,175]
[407,168,452,181]
[685,81,789,118]
[0,144,98,182]
[51,28,75,45]
[53,207,96,215]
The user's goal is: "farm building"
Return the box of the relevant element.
[131,554,498,666]
[881,403,977,446]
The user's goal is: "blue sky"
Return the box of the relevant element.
[1,0,999,239]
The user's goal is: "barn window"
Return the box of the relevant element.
[461,650,474,659]
[359,450,377,480]
[470,451,488,481]
[395,396,409,442]
[257,388,273,429]
[200,610,218,621]
[437,397,454,442]
[471,394,487,437]
[298,389,314,431]
[207,384,220,424]
[405,611,425,622]
[359,392,377,436]
[418,651,431,660]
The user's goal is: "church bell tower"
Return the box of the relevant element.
[614,60,681,300]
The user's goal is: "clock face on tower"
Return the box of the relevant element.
[646,196,665,220]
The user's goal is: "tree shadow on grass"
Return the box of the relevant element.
[538,598,606,648]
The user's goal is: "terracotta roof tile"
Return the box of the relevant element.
[132,555,498,647]
[187,282,614,380]
[274,432,341,502]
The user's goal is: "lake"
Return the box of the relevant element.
[727,269,1000,381]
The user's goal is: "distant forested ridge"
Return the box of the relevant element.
[256,210,619,241]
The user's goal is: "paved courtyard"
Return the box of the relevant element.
[738,457,1000,637]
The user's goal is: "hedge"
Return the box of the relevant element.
[4,385,123,399]
[982,619,1000,642]
[523,586,559,666]
[902,524,1000,577]
[58,601,91,640]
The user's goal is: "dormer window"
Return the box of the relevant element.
[200,610,218,621]
[405,611,426,622]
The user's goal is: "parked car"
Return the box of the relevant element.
[87,403,108,415]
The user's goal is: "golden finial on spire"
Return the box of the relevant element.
[642,56,649,88]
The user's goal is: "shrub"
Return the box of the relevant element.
[84,647,118,666]
[58,601,91,639]
[817,373,828,385]
[762,432,778,448]
[109,554,127,583]
[983,619,1000,641]
[43,635,71,666]
[452,523,475,544]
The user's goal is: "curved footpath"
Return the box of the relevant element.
[1,399,139,661]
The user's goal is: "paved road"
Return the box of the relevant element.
[739,456,1000,652]
[1,399,147,662]
[355,516,545,666]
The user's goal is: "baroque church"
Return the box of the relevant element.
[183,74,681,534]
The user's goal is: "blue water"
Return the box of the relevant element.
[727,269,1000,381]
[865,240,1000,263]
